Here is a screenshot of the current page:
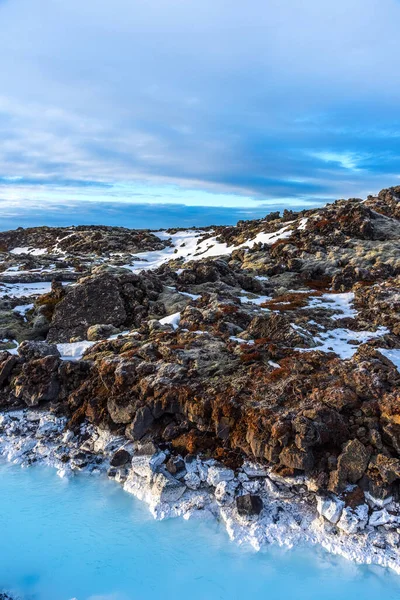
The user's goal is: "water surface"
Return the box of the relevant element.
[0,463,399,600]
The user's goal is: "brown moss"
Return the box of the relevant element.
[239,351,261,363]
[220,304,239,314]
[304,277,332,291]
[262,292,313,311]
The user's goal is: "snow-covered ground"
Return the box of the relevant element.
[123,225,296,273]
[306,292,357,319]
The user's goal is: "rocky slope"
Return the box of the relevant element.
[1,186,400,567]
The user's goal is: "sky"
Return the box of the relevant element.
[0,0,400,228]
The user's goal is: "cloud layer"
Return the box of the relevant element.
[0,0,399,213]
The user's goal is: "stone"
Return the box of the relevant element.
[166,456,186,476]
[87,323,119,341]
[0,354,18,386]
[125,406,154,440]
[107,397,137,425]
[329,439,371,492]
[110,448,132,467]
[242,462,268,478]
[207,465,235,487]
[316,495,344,524]
[369,508,398,527]
[184,472,201,490]
[18,340,60,360]
[47,274,128,342]
[214,480,238,505]
[236,494,263,516]
[151,471,187,503]
[279,445,314,471]
[337,504,369,534]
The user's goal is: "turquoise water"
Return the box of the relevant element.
[0,464,399,600]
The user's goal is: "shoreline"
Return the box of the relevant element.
[1,409,399,576]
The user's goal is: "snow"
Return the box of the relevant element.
[0,281,53,298]
[239,292,271,306]
[122,225,295,274]
[159,311,181,330]
[298,217,309,231]
[9,247,48,256]
[0,281,71,299]
[378,348,400,372]
[229,336,255,345]
[306,292,357,319]
[13,303,34,317]
[301,326,389,359]
[178,291,201,300]
[57,341,95,360]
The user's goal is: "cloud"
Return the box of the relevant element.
[0,0,399,211]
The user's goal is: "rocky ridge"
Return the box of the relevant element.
[1,186,400,571]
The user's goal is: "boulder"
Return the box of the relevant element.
[13,355,60,406]
[110,448,132,467]
[18,340,60,360]
[316,495,344,524]
[279,445,314,471]
[87,323,120,341]
[0,354,18,386]
[236,494,263,516]
[125,406,154,440]
[107,396,137,424]
[337,504,369,534]
[47,275,127,342]
[151,471,187,502]
[207,465,235,487]
[329,440,371,492]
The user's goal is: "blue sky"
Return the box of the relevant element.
[0,0,399,227]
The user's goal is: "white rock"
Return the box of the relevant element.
[37,417,63,438]
[316,495,344,525]
[369,509,398,527]
[214,480,238,506]
[242,462,268,478]
[131,455,153,481]
[242,479,261,494]
[151,472,187,502]
[337,504,369,534]
[207,465,235,487]
[62,430,74,443]
[184,472,201,490]
[197,461,208,482]
[150,451,167,470]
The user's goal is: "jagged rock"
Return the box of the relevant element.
[337,504,369,534]
[18,340,60,360]
[87,324,120,341]
[107,397,137,424]
[236,494,263,516]
[13,355,60,406]
[0,354,18,386]
[207,465,235,487]
[279,445,314,471]
[329,440,371,492]
[125,406,154,440]
[110,448,132,467]
[151,471,186,502]
[316,495,344,524]
[165,455,186,476]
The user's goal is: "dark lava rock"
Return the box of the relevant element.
[236,494,263,516]
[110,448,132,467]
[125,406,154,440]
[18,340,60,361]
[166,455,186,476]
[47,275,127,343]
